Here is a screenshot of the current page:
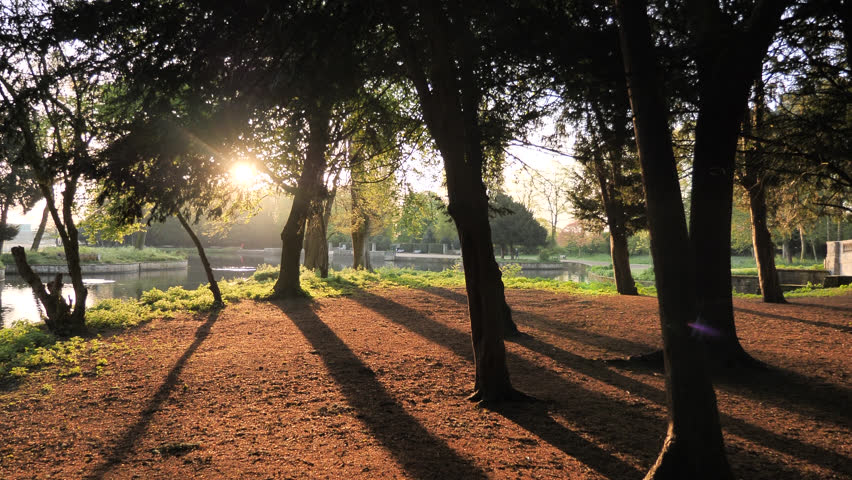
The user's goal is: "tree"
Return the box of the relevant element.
[614,1,731,477]
[681,0,790,367]
[570,126,646,295]
[489,193,547,258]
[736,79,786,303]
[30,203,50,251]
[0,0,105,334]
[388,0,533,402]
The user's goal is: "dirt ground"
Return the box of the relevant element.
[1,287,850,479]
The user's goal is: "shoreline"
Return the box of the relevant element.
[3,260,189,276]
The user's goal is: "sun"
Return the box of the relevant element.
[230,162,257,188]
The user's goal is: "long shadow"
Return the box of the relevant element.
[273,299,487,480]
[515,329,852,476]
[785,301,852,314]
[87,311,221,480]
[352,290,646,479]
[427,287,654,355]
[352,289,852,478]
[734,306,852,334]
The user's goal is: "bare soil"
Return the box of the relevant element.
[1,288,850,479]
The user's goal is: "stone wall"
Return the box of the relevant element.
[825,240,852,276]
[5,260,189,275]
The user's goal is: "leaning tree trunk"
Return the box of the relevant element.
[272,104,331,299]
[176,212,223,308]
[30,204,49,251]
[392,1,522,402]
[616,1,732,478]
[741,79,785,304]
[303,198,329,278]
[746,180,785,303]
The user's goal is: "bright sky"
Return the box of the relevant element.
[7,131,578,230]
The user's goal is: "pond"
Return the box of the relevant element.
[0,253,589,327]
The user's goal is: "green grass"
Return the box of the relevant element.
[4,261,845,382]
[1,246,186,265]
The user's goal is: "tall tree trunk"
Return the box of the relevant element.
[686,0,787,368]
[350,175,372,270]
[811,239,817,260]
[741,79,785,303]
[782,237,792,263]
[616,2,731,478]
[609,226,637,295]
[798,226,806,261]
[176,212,223,308]
[746,182,785,303]
[272,104,331,299]
[392,1,521,401]
[0,198,9,254]
[30,204,49,251]
[303,198,329,277]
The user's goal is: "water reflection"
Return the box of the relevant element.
[1,254,589,327]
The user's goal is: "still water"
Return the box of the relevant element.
[0,254,588,327]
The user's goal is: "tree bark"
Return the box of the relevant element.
[741,79,785,303]
[392,1,522,402]
[351,180,371,270]
[176,212,223,308]
[798,226,806,261]
[303,198,329,277]
[272,104,331,299]
[782,237,792,263]
[30,204,49,251]
[610,227,637,295]
[746,181,786,303]
[0,198,9,254]
[616,1,732,478]
[687,0,788,368]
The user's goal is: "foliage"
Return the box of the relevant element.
[490,193,548,252]
[0,223,20,242]
[395,191,456,244]
[0,323,107,379]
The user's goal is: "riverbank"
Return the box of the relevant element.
[0,288,849,479]
[3,260,188,275]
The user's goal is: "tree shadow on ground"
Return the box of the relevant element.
[272,298,488,480]
[351,288,852,478]
[350,289,648,479]
[426,287,654,354]
[734,306,852,334]
[86,311,221,480]
[785,300,852,314]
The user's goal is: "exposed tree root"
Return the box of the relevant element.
[467,387,537,408]
[607,347,768,373]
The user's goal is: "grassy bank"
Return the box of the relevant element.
[0,246,186,265]
[2,264,847,382]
